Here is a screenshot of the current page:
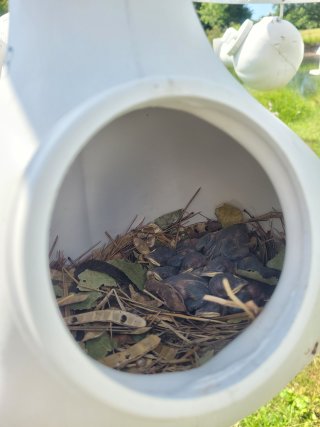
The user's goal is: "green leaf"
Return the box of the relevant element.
[154,209,183,230]
[78,269,117,291]
[267,248,285,271]
[236,269,278,286]
[108,259,146,290]
[69,291,102,310]
[85,333,117,360]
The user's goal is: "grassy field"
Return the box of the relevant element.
[235,357,320,426]
[248,59,320,156]
[301,28,320,45]
[235,48,320,426]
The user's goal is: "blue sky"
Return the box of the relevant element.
[249,3,274,20]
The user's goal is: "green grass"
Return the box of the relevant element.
[301,28,320,45]
[248,60,320,156]
[235,357,320,426]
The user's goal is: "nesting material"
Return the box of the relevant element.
[50,190,285,374]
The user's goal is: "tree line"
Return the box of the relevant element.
[195,2,320,37]
[0,0,7,16]
[0,1,319,31]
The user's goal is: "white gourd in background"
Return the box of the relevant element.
[232,17,304,90]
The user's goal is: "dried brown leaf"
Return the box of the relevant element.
[141,223,162,234]
[101,335,161,369]
[145,279,186,312]
[133,237,150,255]
[81,331,105,342]
[57,293,89,307]
[64,309,146,327]
[154,344,178,362]
[146,235,156,248]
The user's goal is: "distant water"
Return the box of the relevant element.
[300,74,318,96]
[288,56,319,97]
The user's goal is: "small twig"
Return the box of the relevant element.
[74,241,102,264]
[113,289,126,311]
[174,187,201,246]
[147,311,163,327]
[49,235,59,259]
[222,278,255,319]
[243,209,269,240]
[62,268,80,284]
[244,211,283,223]
[203,294,243,309]
[142,289,164,304]
[159,320,191,343]
[67,257,77,267]
[125,214,139,234]
[105,230,122,252]
[95,288,115,310]
[62,270,71,318]
[197,212,211,221]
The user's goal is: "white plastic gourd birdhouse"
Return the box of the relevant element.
[232,16,304,90]
[213,15,304,90]
[213,26,240,67]
[0,1,320,427]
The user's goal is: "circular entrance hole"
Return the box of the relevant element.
[49,105,285,378]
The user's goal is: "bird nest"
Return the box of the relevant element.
[50,189,285,373]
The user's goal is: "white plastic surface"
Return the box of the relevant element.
[213,27,238,67]
[226,19,253,56]
[0,1,320,427]
[233,17,304,90]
